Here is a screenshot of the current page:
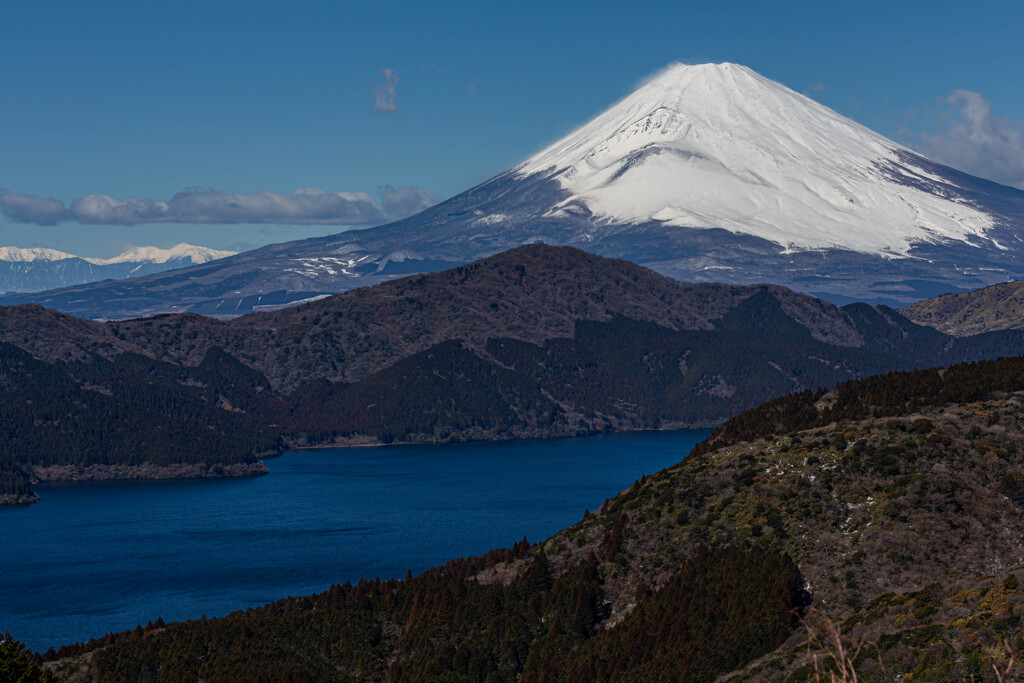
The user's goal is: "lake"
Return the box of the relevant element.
[0,430,709,652]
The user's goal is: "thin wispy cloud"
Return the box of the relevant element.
[371,67,399,114]
[908,89,1024,190]
[0,186,439,226]
[377,185,439,218]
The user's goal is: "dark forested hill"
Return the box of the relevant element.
[0,342,277,501]
[0,245,865,391]
[38,355,1024,681]
[4,245,1024,504]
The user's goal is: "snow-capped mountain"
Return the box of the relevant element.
[4,63,1023,318]
[515,63,994,256]
[0,247,79,263]
[0,243,235,294]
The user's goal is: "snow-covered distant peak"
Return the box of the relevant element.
[515,62,994,256]
[0,246,78,262]
[0,242,238,295]
[86,243,236,265]
[0,242,235,265]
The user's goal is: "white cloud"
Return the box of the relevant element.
[0,190,70,225]
[912,89,1024,190]
[371,67,399,114]
[0,186,439,226]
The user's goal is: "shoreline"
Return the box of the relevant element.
[2,461,270,508]
[283,422,719,452]
[6,426,718,504]
[0,491,41,506]
[32,461,269,484]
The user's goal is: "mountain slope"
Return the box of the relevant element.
[0,243,235,295]
[902,278,1024,336]
[5,64,1023,319]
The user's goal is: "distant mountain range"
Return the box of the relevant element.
[2,62,1022,319]
[0,243,235,296]
[5,245,1024,504]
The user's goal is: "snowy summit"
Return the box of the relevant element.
[516,62,992,256]
[0,243,234,265]
[87,243,236,266]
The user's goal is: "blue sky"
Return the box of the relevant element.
[1,0,1021,257]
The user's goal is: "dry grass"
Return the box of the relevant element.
[993,640,1021,683]
[801,608,882,683]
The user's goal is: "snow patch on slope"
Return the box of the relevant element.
[515,62,993,256]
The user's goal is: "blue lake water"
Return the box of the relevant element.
[0,430,708,652]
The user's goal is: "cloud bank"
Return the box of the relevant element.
[0,186,439,226]
[911,89,1024,190]
[371,67,399,114]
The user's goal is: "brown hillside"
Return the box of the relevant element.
[903,279,1024,336]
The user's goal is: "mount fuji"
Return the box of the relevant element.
[6,63,1023,318]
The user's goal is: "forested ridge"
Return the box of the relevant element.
[4,245,1024,392]
[0,245,868,390]
[0,343,278,467]
[31,353,1024,681]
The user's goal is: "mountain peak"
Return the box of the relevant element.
[516,62,994,256]
[640,61,757,87]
